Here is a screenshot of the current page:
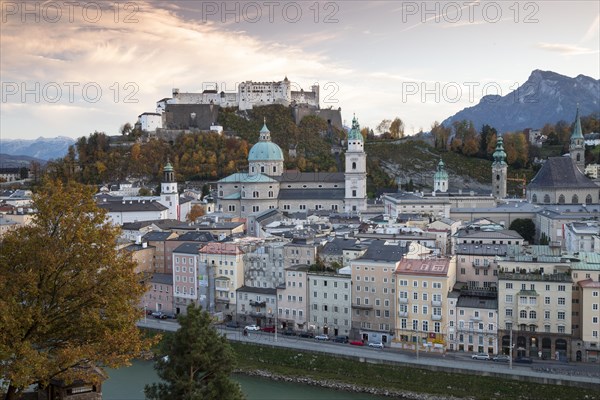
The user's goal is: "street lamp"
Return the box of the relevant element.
[509,323,513,370]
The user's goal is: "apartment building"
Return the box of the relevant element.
[307,267,352,337]
[199,242,245,319]
[172,243,200,315]
[350,240,408,344]
[448,288,498,354]
[278,265,309,331]
[393,256,457,353]
[454,243,509,289]
[578,279,600,362]
[236,286,277,327]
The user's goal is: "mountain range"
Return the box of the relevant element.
[441,70,599,133]
[0,136,75,162]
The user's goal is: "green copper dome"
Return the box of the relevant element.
[347,115,363,142]
[434,159,448,180]
[248,122,284,162]
[163,161,174,172]
[493,136,507,165]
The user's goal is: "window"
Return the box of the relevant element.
[520,310,527,318]
[545,297,550,305]
[558,285,566,292]
[558,311,565,320]
[505,294,513,303]
[506,309,513,317]
[558,297,565,305]
[413,292,418,300]
[505,283,513,289]
[529,311,536,319]
[545,311,550,319]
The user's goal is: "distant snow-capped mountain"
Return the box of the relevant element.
[442,70,600,132]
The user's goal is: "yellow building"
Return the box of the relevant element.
[393,256,457,353]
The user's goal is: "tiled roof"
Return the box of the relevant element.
[395,258,452,276]
[98,200,168,212]
[528,157,598,189]
[150,273,173,285]
[277,171,345,183]
[218,173,276,184]
[173,242,201,254]
[278,188,345,200]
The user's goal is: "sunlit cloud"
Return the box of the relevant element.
[536,42,599,55]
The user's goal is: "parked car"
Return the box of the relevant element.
[299,332,314,338]
[349,340,365,346]
[225,321,240,328]
[244,324,260,331]
[261,326,276,333]
[332,335,349,343]
[471,353,490,360]
[492,355,511,362]
[514,357,533,364]
[315,334,329,341]
[282,328,297,336]
[151,311,168,320]
[368,342,384,349]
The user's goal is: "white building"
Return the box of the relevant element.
[138,112,162,132]
[564,221,599,253]
[307,267,352,337]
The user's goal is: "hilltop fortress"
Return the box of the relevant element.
[137,77,342,134]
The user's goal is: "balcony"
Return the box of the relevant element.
[249,311,265,317]
[431,300,442,307]
[352,303,373,310]
[432,315,442,321]
[398,297,408,304]
[250,300,267,307]
[216,287,229,292]
[216,298,229,304]
[398,311,408,318]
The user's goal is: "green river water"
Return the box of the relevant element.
[103,359,389,400]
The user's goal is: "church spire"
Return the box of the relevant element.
[571,106,584,140]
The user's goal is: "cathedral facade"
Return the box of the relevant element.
[216,117,367,217]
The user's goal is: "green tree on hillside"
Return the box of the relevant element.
[0,180,154,400]
[144,304,245,400]
[509,218,536,243]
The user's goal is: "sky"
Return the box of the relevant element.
[1,0,599,140]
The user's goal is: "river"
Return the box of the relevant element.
[103,360,389,400]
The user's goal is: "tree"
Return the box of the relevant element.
[376,119,392,136]
[0,180,154,400]
[144,304,245,400]
[509,218,536,243]
[389,117,404,139]
[186,204,206,223]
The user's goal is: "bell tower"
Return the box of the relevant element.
[492,136,507,199]
[344,115,367,213]
[160,159,179,220]
[570,107,585,173]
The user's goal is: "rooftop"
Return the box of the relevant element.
[395,257,452,276]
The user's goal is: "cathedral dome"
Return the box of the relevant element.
[248,123,284,162]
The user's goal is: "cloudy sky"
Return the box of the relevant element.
[1,0,598,140]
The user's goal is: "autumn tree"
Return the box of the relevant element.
[389,117,405,139]
[144,304,245,400]
[0,180,155,400]
[186,204,206,223]
[376,119,392,135]
[431,121,451,150]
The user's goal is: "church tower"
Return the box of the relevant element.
[492,136,507,199]
[570,107,585,173]
[160,160,179,220]
[433,159,449,193]
[344,115,367,213]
